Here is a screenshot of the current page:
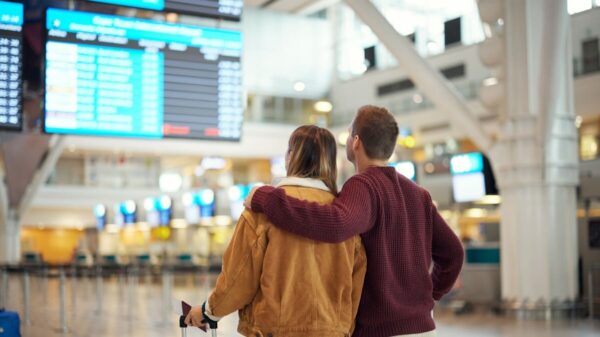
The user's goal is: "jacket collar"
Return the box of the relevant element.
[276,177,331,192]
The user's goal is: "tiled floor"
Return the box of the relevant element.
[1,272,598,337]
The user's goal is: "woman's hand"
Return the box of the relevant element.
[184,305,207,331]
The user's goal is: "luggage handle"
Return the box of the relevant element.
[179,314,217,337]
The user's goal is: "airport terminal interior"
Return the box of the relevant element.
[0,0,599,336]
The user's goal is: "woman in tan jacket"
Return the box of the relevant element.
[185,125,367,337]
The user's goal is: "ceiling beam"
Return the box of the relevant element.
[17,135,65,218]
[343,0,493,153]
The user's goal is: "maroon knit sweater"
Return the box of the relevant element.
[252,166,464,337]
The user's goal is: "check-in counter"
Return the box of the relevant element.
[456,243,501,305]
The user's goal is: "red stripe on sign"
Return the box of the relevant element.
[163,124,191,135]
[204,128,219,136]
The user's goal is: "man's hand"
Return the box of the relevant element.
[244,186,260,210]
[184,305,207,331]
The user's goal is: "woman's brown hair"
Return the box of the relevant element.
[286,125,338,195]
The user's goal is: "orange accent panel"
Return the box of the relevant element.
[21,228,84,265]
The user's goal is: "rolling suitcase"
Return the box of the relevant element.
[0,310,20,337]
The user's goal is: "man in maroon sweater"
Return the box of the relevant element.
[246,105,464,337]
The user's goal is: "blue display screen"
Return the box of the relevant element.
[90,0,164,10]
[88,0,243,21]
[389,161,417,182]
[450,152,494,203]
[450,152,484,175]
[44,9,243,140]
[0,1,23,26]
[0,0,23,131]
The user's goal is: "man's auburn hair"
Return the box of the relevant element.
[352,105,399,160]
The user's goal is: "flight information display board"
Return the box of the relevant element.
[44,9,243,140]
[88,0,243,21]
[0,0,23,131]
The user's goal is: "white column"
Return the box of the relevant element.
[0,211,20,264]
[491,0,579,306]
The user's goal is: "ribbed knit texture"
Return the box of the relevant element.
[252,167,464,337]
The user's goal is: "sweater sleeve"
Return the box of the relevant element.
[250,177,376,243]
[430,198,465,300]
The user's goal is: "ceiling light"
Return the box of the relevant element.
[424,163,435,174]
[293,81,306,92]
[464,208,488,218]
[314,101,333,113]
[475,195,502,205]
[165,12,178,23]
[159,172,183,192]
[412,94,423,104]
[483,77,499,86]
[338,131,350,146]
[403,136,416,148]
[575,115,583,129]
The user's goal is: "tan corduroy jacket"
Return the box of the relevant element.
[207,177,367,337]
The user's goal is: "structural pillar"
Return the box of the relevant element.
[0,211,21,264]
[491,0,579,313]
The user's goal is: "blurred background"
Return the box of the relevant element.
[0,0,599,336]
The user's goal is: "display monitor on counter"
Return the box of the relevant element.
[118,200,137,224]
[94,204,107,230]
[43,8,243,140]
[0,0,23,131]
[145,196,172,227]
[183,189,215,224]
[88,0,243,21]
[389,161,417,182]
[450,152,498,203]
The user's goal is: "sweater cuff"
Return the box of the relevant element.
[206,293,223,321]
[251,186,277,213]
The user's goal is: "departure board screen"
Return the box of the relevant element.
[0,0,23,131]
[44,9,243,140]
[88,0,243,21]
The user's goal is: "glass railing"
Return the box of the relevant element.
[245,95,331,126]
[330,80,482,127]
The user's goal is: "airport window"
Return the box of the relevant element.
[582,38,600,74]
[590,219,600,249]
[444,17,462,47]
[364,46,377,71]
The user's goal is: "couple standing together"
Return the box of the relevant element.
[185,105,465,337]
